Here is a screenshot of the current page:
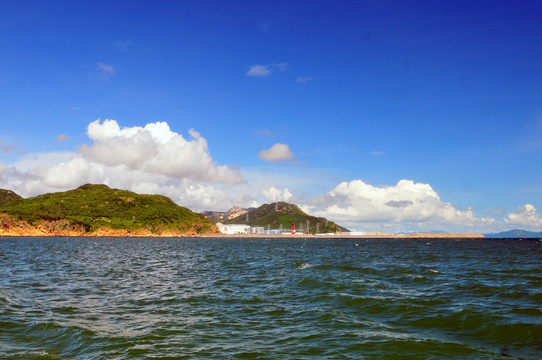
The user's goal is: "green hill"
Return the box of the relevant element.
[223,201,347,234]
[0,184,217,235]
[0,189,22,205]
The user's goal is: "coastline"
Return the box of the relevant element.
[0,229,485,239]
[199,233,486,239]
[0,214,217,237]
[0,225,210,238]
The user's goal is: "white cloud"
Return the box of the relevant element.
[505,204,542,228]
[55,133,70,144]
[259,143,295,162]
[37,156,107,189]
[96,62,115,78]
[246,65,271,77]
[79,119,243,184]
[262,186,293,203]
[0,119,244,212]
[305,179,495,232]
[231,166,328,208]
[12,152,75,172]
[131,180,231,212]
[246,63,288,77]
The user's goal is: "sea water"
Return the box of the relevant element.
[0,237,540,359]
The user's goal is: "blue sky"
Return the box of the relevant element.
[1,1,541,233]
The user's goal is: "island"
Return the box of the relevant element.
[0,184,218,237]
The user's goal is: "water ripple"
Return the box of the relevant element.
[0,237,540,359]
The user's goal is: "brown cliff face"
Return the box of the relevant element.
[0,213,218,237]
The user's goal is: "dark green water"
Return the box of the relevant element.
[0,237,540,359]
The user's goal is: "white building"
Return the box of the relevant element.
[216,223,307,235]
[250,227,265,234]
[216,223,251,234]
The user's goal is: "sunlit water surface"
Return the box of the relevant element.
[0,237,540,359]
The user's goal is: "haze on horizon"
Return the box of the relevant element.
[1,1,541,233]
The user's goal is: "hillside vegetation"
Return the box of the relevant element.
[223,202,347,234]
[0,189,21,205]
[0,184,217,236]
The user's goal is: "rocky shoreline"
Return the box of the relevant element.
[0,229,207,238]
[0,215,215,237]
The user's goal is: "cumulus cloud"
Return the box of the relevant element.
[131,180,231,212]
[306,179,495,232]
[96,62,115,78]
[10,152,75,172]
[505,204,542,228]
[246,65,271,77]
[259,143,295,162]
[0,119,244,211]
[79,119,243,184]
[262,186,293,203]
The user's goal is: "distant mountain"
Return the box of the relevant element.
[219,201,348,234]
[0,189,22,205]
[200,206,253,224]
[0,184,217,236]
[484,229,542,238]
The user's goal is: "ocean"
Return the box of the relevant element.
[0,237,540,359]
